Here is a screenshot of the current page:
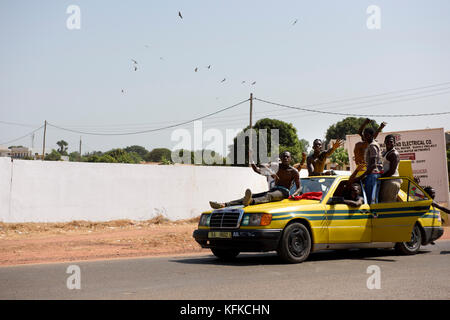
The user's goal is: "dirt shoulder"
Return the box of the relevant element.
[0,217,209,266]
[0,218,449,267]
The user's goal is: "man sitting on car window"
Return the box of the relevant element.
[209,151,301,208]
[329,183,364,207]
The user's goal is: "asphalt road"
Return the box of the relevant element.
[1,241,449,300]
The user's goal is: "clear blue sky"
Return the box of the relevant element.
[1,0,449,155]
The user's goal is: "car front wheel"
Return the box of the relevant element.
[394,224,422,255]
[278,222,312,263]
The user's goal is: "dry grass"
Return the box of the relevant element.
[0,214,200,236]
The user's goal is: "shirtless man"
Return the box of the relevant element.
[307,139,343,176]
[354,119,386,167]
[209,151,301,208]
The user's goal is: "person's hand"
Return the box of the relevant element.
[380,121,387,128]
[332,139,344,150]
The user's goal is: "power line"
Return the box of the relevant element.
[47,98,250,136]
[53,81,450,131]
[254,91,450,118]
[0,125,45,146]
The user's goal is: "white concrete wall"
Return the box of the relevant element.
[0,158,268,223]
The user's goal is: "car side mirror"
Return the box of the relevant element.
[327,196,345,205]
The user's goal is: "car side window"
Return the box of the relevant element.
[407,180,428,202]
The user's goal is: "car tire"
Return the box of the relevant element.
[278,222,312,263]
[394,224,422,255]
[211,248,239,260]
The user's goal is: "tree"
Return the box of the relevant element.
[299,139,310,154]
[102,148,142,163]
[325,117,380,144]
[145,148,172,162]
[56,140,69,155]
[330,147,349,169]
[124,145,149,158]
[228,118,302,166]
[69,151,81,162]
[44,149,61,161]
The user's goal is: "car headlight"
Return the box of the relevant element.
[241,213,272,226]
[199,214,211,226]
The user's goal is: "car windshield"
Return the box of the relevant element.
[299,177,335,199]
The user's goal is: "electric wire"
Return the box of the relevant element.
[0,125,44,146]
[47,98,250,136]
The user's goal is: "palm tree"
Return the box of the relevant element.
[56,140,68,155]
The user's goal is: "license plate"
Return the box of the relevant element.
[208,231,232,239]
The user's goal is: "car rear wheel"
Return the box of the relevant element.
[278,222,312,263]
[211,248,239,260]
[394,224,422,255]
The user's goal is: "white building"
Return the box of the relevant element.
[0,146,11,157]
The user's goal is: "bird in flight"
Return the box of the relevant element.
[241,81,246,84]
[251,81,256,85]
[178,11,183,19]
[221,78,226,83]
[121,89,125,94]
[292,19,298,25]
[131,59,138,64]
[134,66,138,71]
[207,65,211,69]
[194,67,198,72]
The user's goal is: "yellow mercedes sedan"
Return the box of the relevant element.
[193,175,444,263]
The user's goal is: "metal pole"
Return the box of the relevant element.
[42,120,47,160]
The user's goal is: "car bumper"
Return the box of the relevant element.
[423,226,444,244]
[193,229,282,252]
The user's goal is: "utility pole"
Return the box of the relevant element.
[248,93,253,165]
[42,120,47,160]
[79,136,82,161]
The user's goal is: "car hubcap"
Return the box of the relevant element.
[288,228,308,257]
[405,226,420,250]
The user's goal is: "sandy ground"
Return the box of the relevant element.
[0,217,448,267]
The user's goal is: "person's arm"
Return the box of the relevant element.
[432,202,450,214]
[381,151,399,178]
[343,197,363,207]
[306,155,314,176]
[291,170,302,197]
[293,152,307,170]
[374,122,387,139]
[358,118,371,138]
[251,162,262,175]
[325,139,344,158]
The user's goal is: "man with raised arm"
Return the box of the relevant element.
[354,118,386,167]
[354,127,383,204]
[307,139,343,176]
[209,151,301,208]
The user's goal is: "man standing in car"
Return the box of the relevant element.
[355,128,383,204]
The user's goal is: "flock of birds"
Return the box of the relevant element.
[121,11,299,94]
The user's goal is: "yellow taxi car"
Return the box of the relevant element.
[193,175,444,263]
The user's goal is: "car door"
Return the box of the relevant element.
[325,180,372,243]
[370,177,432,242]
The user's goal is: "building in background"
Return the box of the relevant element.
[0,146,11,157]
